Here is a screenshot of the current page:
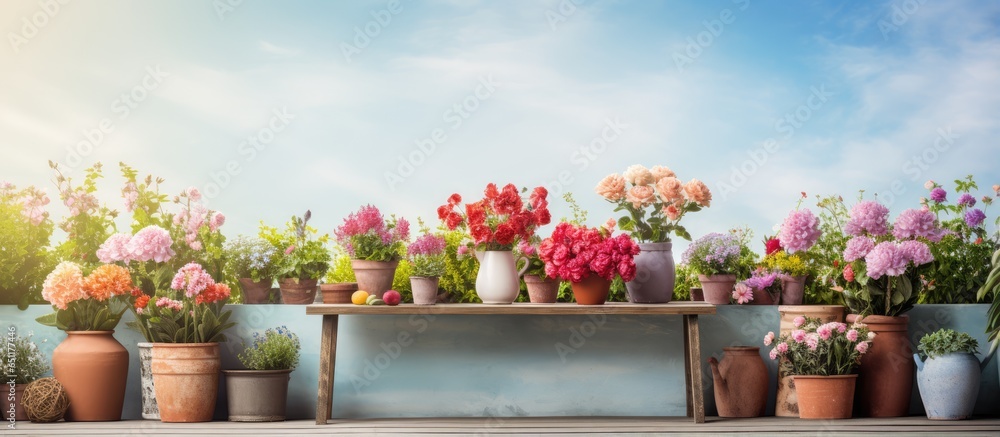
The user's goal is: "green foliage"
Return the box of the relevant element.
[672,263,699,301]
[225,236,278,281]
[842,266,921,317]
[144,300,235,343]
[918,329,979,360]
[802,194,851,305]
[36,295,130,331]
[977,247,1000,355]
[730,227,759,281]
[50,161,118,268]
[614,200,697,243]
[0,183,56,308]
[238,326,301,370]
[410,252,446,277]
[437,226,480,303]
[260,211,331,280]
[562,192,588,225]
[1,331,49,384]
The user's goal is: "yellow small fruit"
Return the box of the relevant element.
[351,290,370,305]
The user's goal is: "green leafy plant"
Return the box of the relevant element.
[436,227,480,303]
[765,316,874,376]
[730,227,760,280]
[977,246,1000,355]
[803,194,852,305]
[238,326,301,370]
[225,236,278,282]
[598,164,711,242]
[672,263,699,301]
[260,211,332,281]
[0,182,55,308]
[50,161,118,268]
[918,329,979,360]
[1,331,49,384]
[137,263,236,343]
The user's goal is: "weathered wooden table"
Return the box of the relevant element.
[305,302,717,424]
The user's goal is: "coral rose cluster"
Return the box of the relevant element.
[538,222,640,283]
[438,183,551,248]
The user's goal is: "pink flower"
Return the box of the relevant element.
[769,348,779,360]
[845,200,890,236]
[836,323,847,333]
[778,208,822,253]
[155,297,183,311]
[856,342,869,354]
[843,263,855,282]
[122,182,138,213]
[792,330,806,343]
[649,165,675,181]
[793,316,806,327]
[817,324,833,340]
[776,342,788,354]
[185,187,202,202]
[898,240,933,265]
[126,225,175,263]
[97,233,133,263]
[806,333,819,350]
[595,174,626,201]
[626,185,656,209]
[41,261,86,310]
[763,332,775,346]
[170,262,214,298]
[457,245,470,257]
[924,180,935,190]
[409,234,447,256]
[893,208,947,242]
[993,184,1000,196]
[733,283,753,304]
[285,245,295,255]
[843,236,874,262]
[846,329,859,342]
[865,241,908,279]
[209,212,226,232]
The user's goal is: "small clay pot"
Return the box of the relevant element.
[699,275,736,305]
[320,282,357,304]
[524,275,559,303]
[794,374,857,419]
[690,287,704,301]
[571,275,611,305]
[239,278,274,304]
[410,277,439,305]
[278,279,318,304]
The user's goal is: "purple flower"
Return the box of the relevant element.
[892,208,947,242]
[845,200,890,237]
[778,209,822,253]
[930,187,947,203]
[957,193,977,207]
[865,242,907,279]
[898,240,933,266]
[408,233,447,256]
[843,236,874,262]
[744,270,782,290]
[965,208,986,228]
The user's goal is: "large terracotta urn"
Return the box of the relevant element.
[51,331,129,421]
[846,314,913,417]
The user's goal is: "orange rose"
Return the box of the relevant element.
[683,179,712,207]
[650,165,676,181]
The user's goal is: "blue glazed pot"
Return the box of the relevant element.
[915,352,987,420]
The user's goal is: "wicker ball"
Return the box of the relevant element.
[21,377,70,423]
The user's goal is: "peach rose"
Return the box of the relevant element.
[656,176,684,203]
[595,174,626,201]
[683,179,712,207]
[663,203,681,221]
[650,165,676,181]
[626,185,656,208]
[623,165,654,186]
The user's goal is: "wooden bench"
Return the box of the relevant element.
[305,302,717,425]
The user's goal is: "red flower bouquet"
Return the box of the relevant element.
[438,183,551,250]
[539,222,640,283]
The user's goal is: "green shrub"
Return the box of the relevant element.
[918,329,979,359]
[238,326,301,371]
[0,332,49,384]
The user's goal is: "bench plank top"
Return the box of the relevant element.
[305,302,717,316]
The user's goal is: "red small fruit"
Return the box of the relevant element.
[383,290,401,306]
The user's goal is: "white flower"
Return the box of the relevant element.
[623,165,654,186]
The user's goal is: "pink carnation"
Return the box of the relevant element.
[793,316,806,327]
[763,332,775,346]
[865,241,908,279]
[776,342,788,354]
[846,329,859,342]
[806,333,820,350]
[778,209,822,253]
[817,323,833,340]
[97,233,133,263]
[843,236,874,262]
[855,342,869,354]
[769,349,779,360]
[170,262,214,298]
[792,330,806,343]
[126,225,175,263]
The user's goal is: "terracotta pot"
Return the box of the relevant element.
[138,342,159,420]
[320,282,357,304]
[690,287,704,301]
[846,314,913,418]
[571,275,611,305]
[13,383,28,421]
[750,287,776,305]
[698,274,736,305]
[410,276,440,305]
[625,242,674,303]
[51,331,129,421]
[794,374,857,419]
[708,347,768,417]
[524,275,559,303]
[239,278,274,304]
[780,275,807,305]
[775,305,845,417]
[351,259,399,299]
[152,343,221,423]
[278,278,318,304]
[223,369,292,422]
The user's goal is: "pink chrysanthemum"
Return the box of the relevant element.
[865,242,908,279]
[733,283,754,304]
[778,209,821,253]
[844,200,890,236]
[170,262,214,298]
[898,240,933,266]
[776,342,788,354]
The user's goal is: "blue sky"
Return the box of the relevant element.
[2,0,999,253]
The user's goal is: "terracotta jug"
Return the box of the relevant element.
[51,331,129,421]
[708,347,768,417]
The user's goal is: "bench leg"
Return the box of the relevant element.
[685,315,705,424]
[683,316,693,418]
[316,314,339,425]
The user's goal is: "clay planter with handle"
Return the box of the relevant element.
[320,282,357,304]
[708,347,768,417]
[351,259,399,299]
[278,278,318,304]
[571,275,611,305]
[794,374,857,419]
[846,314,913,418]
[524,274,559,303]
[239,278,274,304]
[51,331,129,421]
[152,343,221,423]
[775,305,846,417]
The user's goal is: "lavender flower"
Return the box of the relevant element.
[930,187,947,203]
[957,193,977,207]
[844,200,890,237]
[965,208,986,228]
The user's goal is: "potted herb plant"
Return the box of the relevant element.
[261,210,332,304]
[225,235,278,304]
[223,326,301,422]
[915,329,989,420]
[839,199,944,417]
[1,332,49,421]
[139,262,236,423]
[518,238,558,303]
[764,316,874,419]
[35,262,135,422]
[595,165,712,303]
[407,232,447,305]
[681,233,742,305]
[538,221,640,305]
[334,205,408,300]
[438,184,551,304]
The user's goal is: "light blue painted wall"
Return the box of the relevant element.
[3,304,997,420]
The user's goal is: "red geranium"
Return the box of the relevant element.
[538,222,640,283]
[764,238,783,255]
[439,183,551,250]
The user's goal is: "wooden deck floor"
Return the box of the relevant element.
[7,416,1000,436]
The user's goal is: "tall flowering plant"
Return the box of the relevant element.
[764,316,875,376]
[839,199,945,316]
[334,205,410,262]
[538,221,640,283]
[438,183,551,251]
[595,164,711,242]
[224,235,279,282]
[133,262,236,343]
[0,181,55,308]
[35,262,136,331]
[408,233,447,277]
